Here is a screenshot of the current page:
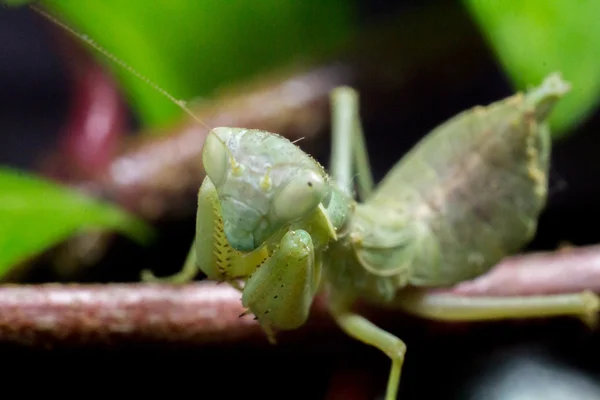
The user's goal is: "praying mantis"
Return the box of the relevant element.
[32,5,600,400]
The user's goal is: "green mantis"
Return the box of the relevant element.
[33,6,600,400]
[147,75,599,400]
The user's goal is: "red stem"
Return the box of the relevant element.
[41,23,127,181]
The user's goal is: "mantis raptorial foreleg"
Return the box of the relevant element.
[141,242,245,290]
[141,176,266,288]
[242,229,318,342]
[391,288,600,327]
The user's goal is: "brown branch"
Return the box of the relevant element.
[446,244,600,296]
[0,281,269,347]
[2,244,600,348]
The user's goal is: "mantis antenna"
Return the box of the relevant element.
[29,4,212,130]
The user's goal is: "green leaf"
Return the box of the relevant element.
[0,166,154,277]
[463,0,600,139]
[38,0,357,129]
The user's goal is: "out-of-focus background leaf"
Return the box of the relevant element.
[38,0,357,129]
[21,0,600,139]
[463,0,600,139]
[0,167,153,278]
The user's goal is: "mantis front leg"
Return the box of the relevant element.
[241,229,320,343]
[141,176,268,288]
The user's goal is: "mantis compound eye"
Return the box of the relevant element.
[202,129,231,187]
[273,170,326,222]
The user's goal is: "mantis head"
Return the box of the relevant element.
[202,127,332,252]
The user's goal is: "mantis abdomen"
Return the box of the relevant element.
[351,74,568,290]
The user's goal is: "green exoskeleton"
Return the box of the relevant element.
[33,6,600,400]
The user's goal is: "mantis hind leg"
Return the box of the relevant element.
[328,296,406,400]
[330,87,374,200]
[141,241,199,284]
[392,288,600,327]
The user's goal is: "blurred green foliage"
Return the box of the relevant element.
[464,0,600,139]
[0,167,153,278]
[40,0,357,129]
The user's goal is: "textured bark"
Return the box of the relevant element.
[447,244,600,296]
[1,245,599,348]
[0,281,267,347]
